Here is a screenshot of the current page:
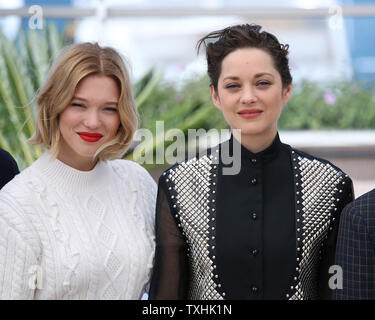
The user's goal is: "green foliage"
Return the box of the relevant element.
[131,76,375,168]
[137,75,375,137]
[279,80,375,129]
[127,72,227,168]
[1,25,374,171]
[0,26,224,170]
[137,73,225,133]
[0,24,64,169]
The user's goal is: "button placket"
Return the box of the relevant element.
[251,249,260,256]
[248,155,263,297]
[251,285,259,294]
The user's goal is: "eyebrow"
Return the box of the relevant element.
[72,96,118,105]
[223,73,275,81]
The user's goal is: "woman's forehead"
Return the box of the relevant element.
[220,48,279,79]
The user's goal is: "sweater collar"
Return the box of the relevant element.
[33,151,110,194]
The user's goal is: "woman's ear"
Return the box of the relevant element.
[282,83,292,104]
[210,85,222,111]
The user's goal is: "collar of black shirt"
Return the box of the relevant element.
[226,132,283,163]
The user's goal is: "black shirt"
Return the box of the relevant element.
[149,133,353,300]
[0,148,19,189]
[216,133,295,299]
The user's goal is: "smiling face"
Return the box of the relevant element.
[58,74,121,170]
[211,47,292,144]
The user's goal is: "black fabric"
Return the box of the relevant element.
[149,177,189,299]
[149,133,354,300]
[216,134,295,299]
[318,173,354,299]
[0,148,19,189]
[333,189,375,300]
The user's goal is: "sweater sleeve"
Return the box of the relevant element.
[135,163,157,237]
[112,160,158,297]
[133,163,157,296]
[0,196,39,300]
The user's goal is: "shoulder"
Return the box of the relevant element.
[0,159,49,213]
[291,146,340,169]
[159,146,217,184]
[108,159,157,200]
[0,165,39,220]
[291,147,354,201]
[1,166,33,198]
[345,189,375,218]
[291,146,351,178]
[338,190,375,245]
[109,159,155,182]
[0,149,18,167]
[356,188,375,204]
[0,167,41,253]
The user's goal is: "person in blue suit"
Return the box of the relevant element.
[334,189,375,300]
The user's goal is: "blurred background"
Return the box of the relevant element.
[0,0,374,197]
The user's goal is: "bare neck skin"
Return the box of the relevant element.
[57,140,97,171]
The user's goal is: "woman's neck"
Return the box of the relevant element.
[57,151,97,171]
[232,128,278,154]
[33,151,108,194]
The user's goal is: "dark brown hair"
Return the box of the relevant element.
[197,24,292,90]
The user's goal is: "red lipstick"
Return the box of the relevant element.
[238,108,263,119]
[77,132,103,142]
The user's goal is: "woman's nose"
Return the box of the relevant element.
[240,86,257,105]
[83,110,101,129]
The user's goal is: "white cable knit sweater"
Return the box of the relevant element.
[0,152,157,300]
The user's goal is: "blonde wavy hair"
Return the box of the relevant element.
[29,42,138,161]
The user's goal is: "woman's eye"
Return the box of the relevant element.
[71,103,85,108]
[225,84,239,89]
[257,81,271,87]
[104,107,118,112]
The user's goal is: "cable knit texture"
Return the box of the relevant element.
[0,152,157,300]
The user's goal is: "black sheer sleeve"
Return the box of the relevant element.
[318,175,354,299]
[149,176,190,300]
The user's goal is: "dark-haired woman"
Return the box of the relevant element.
[149,24,354,300]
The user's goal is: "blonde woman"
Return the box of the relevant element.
[0,43,156,299]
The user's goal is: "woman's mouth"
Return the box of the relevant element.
[77,132,104,143]
[237,109,263,119]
